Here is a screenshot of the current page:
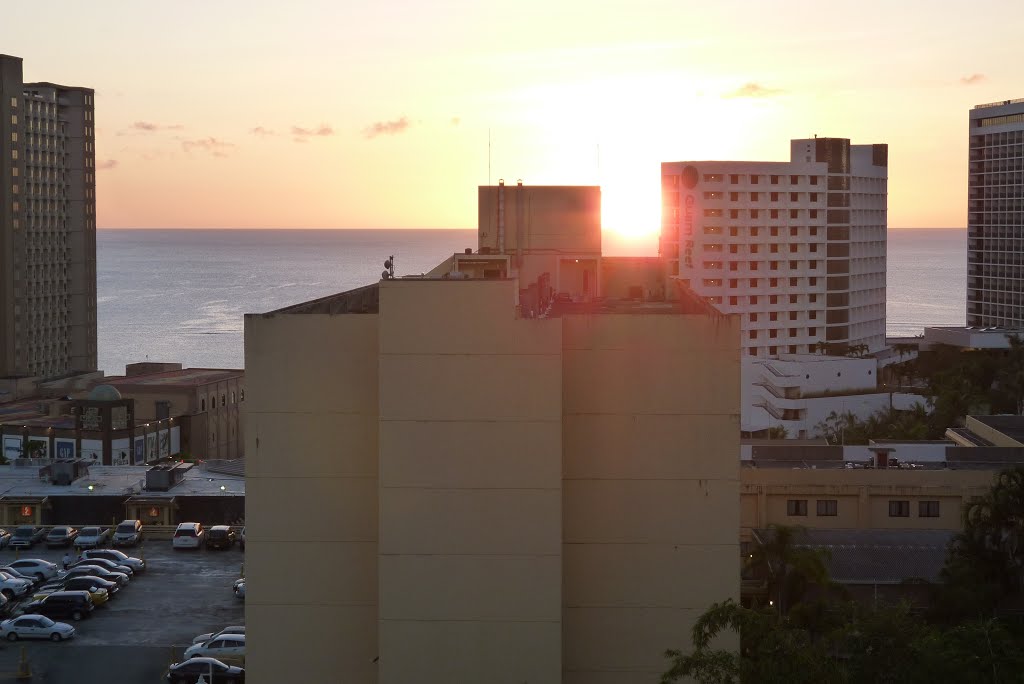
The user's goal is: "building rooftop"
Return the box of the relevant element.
[970,415,1024,444]
[0,463,244,499]
[103,368,243,390]
[754,528,954,584]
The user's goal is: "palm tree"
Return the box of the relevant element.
[748,524,833,616]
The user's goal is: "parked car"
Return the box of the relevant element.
[239,527,245,551]
[38,575,119,601]
[69,557,133,578]
[166,657,244,683]
[45,527,79,549]
[206,526,236,550]
[74,527,111,549]
[0,529,11,549]
[184,633,246,661]
[0,615,75,642]
[173,523,204,550]
[9,527,46,549]
[0,566,39,586]
[34,579,109,606]
[0,571,33,599]
[6,559,59,583]
[192,626,245,645]
[112,520,143,547]
[79,549,145,573]
[62,565,128,587]
[22,591,94,621]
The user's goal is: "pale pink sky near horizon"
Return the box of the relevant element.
[3,0,1021,237]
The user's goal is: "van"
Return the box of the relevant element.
[172,523,204,550]
[112,520,142,547]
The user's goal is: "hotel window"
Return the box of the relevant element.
[790,226,798,237]
[750,313,758,322]
[769,329,778,339]
[770,192,779,202]
[751,295,759,304]
[750,280,758,288]
[770,261,779,271]
[810,176,819,185]
[730,174,740,184]
[703,209,722,217]
[770,175,779,184]
[730,192,739,201]
[750,175,760,184]
[730,209,739,219]
[810,209,818,219]
[751,209,760,218]
[790,175,799,184]
[729,296,738,305]
[810,193,819,202]
[919,501,940,518]
[790,209,799,218]
[750,227,759,237]
[809,260,818,269]
[810,243,818,253]
[769,345,778,355]
[200,398,206,411]
[749,348,758,356]
[817,499,838,516]
[749,330,758,339]
[809,282,817,290]
[789,328,798,337]
[809,311,817,319]
[770,226,779,237]
[770,209,779,219]
[703,174,723,182]
[751,192,759,201]
[789,345,797,353]
[787,500,808,517]
[729,244,738,254]
[790,193,799,202]
[789,260,798,270]
[789,244,798,253]
[889,500,910,518]
[770,244,779,253]
[749,261,759,270]
[789,311,797,320]
[809,327,817,336]
[221,394,227,407]
[9,97,16,108]
[810,227,818,236]
[789,277,798,287]
[769,312,778,321]
[729,279,738,288]
[751,245,759,254]
[729,226,738,236]
[729,262,739,271]
[769,295,778,304]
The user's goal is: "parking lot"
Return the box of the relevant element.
[0,540,245,683]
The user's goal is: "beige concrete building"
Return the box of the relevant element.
[244,185,740,683]
[0,55,97,380]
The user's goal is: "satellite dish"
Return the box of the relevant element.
[382,270,390,280]
[384,259,392,270]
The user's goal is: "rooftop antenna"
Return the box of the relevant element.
[382,255,395,280]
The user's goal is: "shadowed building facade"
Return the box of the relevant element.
[244,186,740,683]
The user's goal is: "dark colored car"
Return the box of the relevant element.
[45,527,79,549]
[166,657,244,683]
[206,526,236,550]
[112,520,143,547]
[63,566,128,587]
[9,527,45,549]
[55,575,120,598]
[69,557,133,578]
[22,591,94,622]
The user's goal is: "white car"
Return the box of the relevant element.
[0,572,33,599]
[74,527,110,549]
[184,633,245,661]
[6,559,58,582]
[0,615,75,642]
[79,549,145,573]
[193,625,245,645]
[172,523,204,549]
[0,566,37,585]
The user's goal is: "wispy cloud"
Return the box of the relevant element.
[961,73,986,85]
[121,121,184,135]
[363,116,411,139]
[291,124,333,142]
[250,126,276,137]
[97,159,118,170]
[181,137,235,158]
[725,82,785,98]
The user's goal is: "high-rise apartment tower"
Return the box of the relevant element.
[967,99,1024,328]
[0,55,97,379]
[662,138,888,358]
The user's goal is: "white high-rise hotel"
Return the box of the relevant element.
[661,138,887,358]
[967,98,1024,328]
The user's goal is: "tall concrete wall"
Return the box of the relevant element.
[377,279,563,684]
[244,313,380,683]
[561,314,740,683]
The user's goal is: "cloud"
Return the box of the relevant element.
[725,83,785,98]
[363,116,411,139]
[97,159,118,170]
[181,137,235,158]
[289,124,333,143]
[250,126,276,137]
[127,121,184,133]
[961,73,986,85]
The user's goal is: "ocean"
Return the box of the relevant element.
[96,228,966,375]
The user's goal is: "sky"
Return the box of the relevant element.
[3,0,1022,240]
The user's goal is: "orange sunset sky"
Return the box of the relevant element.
[3,0,1021,239]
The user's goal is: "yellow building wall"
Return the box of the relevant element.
[561,313,740,684]
[740,468,996,540]
[478,185,601,255]
[377,279,564,684]
[243,313,380,684]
